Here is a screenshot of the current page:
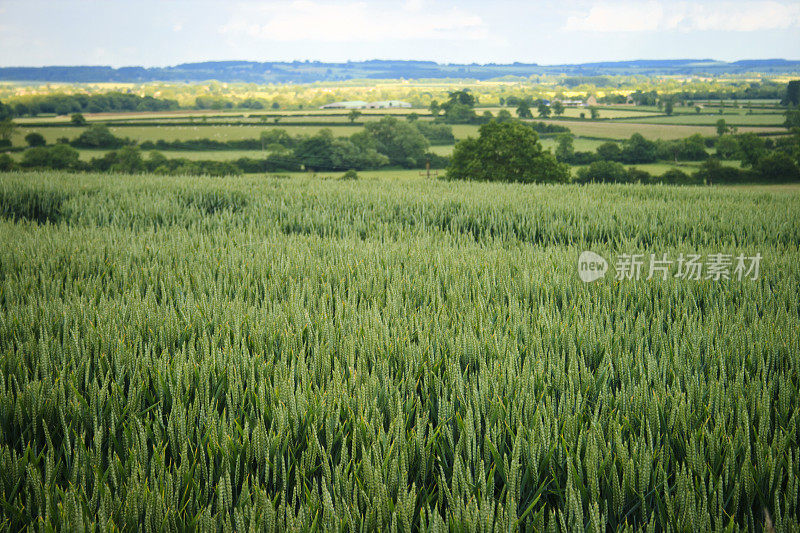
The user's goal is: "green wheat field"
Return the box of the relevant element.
[0,172,798,531]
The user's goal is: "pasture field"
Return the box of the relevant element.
[540,137,606,153]
[535,120,785,140]
[0,171,798,531]
[6,149,275,163]
[13,108,431,124]
[612,112,786,127]
[15,124,365,145]
[474,107,661,120]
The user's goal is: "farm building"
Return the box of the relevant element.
[366,100,412,108]
[320,101,369,109]
[319,100,412,109]
[555,99,585,107]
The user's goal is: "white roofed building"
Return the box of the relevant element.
[319,100,412,109]
[320,101,369,109]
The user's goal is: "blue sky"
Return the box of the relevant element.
[1,0,799,67]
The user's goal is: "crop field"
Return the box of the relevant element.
[0,171,798,531]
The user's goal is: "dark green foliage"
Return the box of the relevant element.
[783,79,800,106]
[625,167,652,183]
[140,138,264,151]
[111,146,145,174]
[756,151,800,182]
[447,121,570,183]
[528,121,570,134]
[422,151,450,169]
[70,113,87,126]
[361,117,429,168]
[295,129,389,171]
[693,158,749,185]
[555,134,574,162]
[5,92,178,116]
[569,151,600,165]
[737,133,767,168]
[785,108,800,132]
[621,134,657,164]
[596,141,622,162]
[441,103,478,124]
[537,102,551,118]
[575,160,628,183]
[0,153,15,171]
[444,89,476,108]
[21,144,83,170]
[715,135,741,160]
[0,99,11,120]
[415,122,455,145]
[654,134,708,162]
[24,132,46,147]
[70,124,129,149]
[496,109,514,123]
[654,168,702,185]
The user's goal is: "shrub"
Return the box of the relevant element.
[596,141,622,162]
[694,158,749,184]
[756,152,800,182]
[575,160,628,183]
[0,153,15,171]
[621,133,657,164]
[24,132,46,147]
[70,124,129,149]
[21,144,82,170]
[656,168,701,185]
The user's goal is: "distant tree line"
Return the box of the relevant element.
[570,129,799,185]
[0,117,452,175]
[2,93,179,117]
[554,133,710,166]
[444,112,799,185]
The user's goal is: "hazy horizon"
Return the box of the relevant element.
[1,0,799,68]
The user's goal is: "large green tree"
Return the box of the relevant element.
[446,121,570,183]
[444,89,476,108]
[621,133,657,163]
[555,133,574,162]
[737,133,766,168]
[361,116,429,167]
[537,102,551,118]
[783,80,800,106]
[24,132,46,147]
[0,118,17,143]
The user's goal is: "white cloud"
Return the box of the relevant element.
[219,1,488,42]
[565,1,800,32]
